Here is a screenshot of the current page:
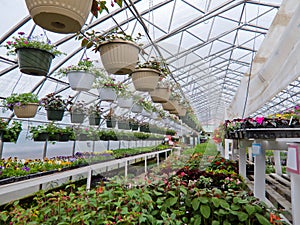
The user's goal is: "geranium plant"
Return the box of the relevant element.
[91,0,123,18]
[3,93,39,111]
[68,101,87,114]
[4,32,63,56]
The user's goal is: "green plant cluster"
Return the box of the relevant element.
[29,123,74,141]
[3,93,39,111]
[5,32,63,56]
[1,121,22,143]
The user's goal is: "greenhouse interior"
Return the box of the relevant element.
[1,0,300,224]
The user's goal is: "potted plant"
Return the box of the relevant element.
[40,93,72,121]
[93,74,126,102]
[104,108,117,128]
[80,28,141,75]
[129,117,140,131]
[162,91,181,112]
[117,116,131,130]
[58,59,105,92]
[25,0,122,34]
[5,32,64,76]
[117,91,134,109]
[4,93,39,118]
[87,104,102,126]
[139,121,150,133]
[150,79,173,103]
[2,121,22,143]
[130,58,169,91]
[68,101,87,124]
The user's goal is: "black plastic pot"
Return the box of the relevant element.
[47,109,64,121]
[89,116,101,126]
[71,112,85,124]
[106,119,116,128]
[33,132,48,142]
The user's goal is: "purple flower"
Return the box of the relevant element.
[18,32,25,35]
[22,166,30,172]
[6,41,11,45]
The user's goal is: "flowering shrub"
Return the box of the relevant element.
[4,93,39,111]
[4,32,63,56]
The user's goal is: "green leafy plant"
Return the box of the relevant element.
[4,93,39,111]
[4,32,64,56]
[40,93,72,111]
[91,0,123,18]
[68,101,88,114]
[58,59,106,77]
[136,57,170,76]
[87,104,103,117]
[93,74,127,95]
[2,121,22,143]
[78,28,142,53]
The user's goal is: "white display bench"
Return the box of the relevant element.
[0,148,174,205]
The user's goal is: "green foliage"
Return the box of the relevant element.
[2,121,22,143]
[4,93,39,110]
[5,32,63,56]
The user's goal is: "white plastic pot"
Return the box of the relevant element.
[131,104,143,113]
[117,97,134,108]
[67,71,95,92]
[149,87,171,103]
[131,68,161,92]
[98,87,117,102]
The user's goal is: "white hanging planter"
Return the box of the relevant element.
[67,71,95,92]
[98,87,117,102]
[149,87,171,103]
[99,39,140,75]
[131,104,143,113]
[131,68,161,92]
[25,0,93,34]
[117,97,134,108]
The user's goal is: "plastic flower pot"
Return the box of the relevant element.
[13,103,39,118]
[58,133,70,142]
[117,97,134,108]
[47,109,64,121]
[16,48,54,76]
[149,87,171,103]
[98,87,117,102]
[162,100,179,112]
[131,68,161,92]
[77,133,88,141]
[70,112,85,123]
[141,109,151,117]
[99,39,140,75]
[106,119,116,128]
[131,104,143,113]
[89,116,101,126]
[130,124,139,131]
[25,0,93,34]
[33,132,48,142]
[118,121,131,130]
[67,71,95,91]
[48,133,59,141]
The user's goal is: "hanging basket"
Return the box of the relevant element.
[162,100,179,112]
[47,109,64,121]
[117,97,134,108]
[177,107,187,117]
[99,39,140,75]
[131,104,143,113]
[25,0,93,34]
[150,87,171,103]
[70,112,85,123]
[98,87,117,102]
[67,71,95,92]
[16,48,54,76]
[131,68,161,92]
[13,103,39,118]
[141,109,151,117]
[58,133,70,142]
[89,116,101,126]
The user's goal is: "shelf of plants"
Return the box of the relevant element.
[0,145,173,205]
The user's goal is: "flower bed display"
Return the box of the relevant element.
[0,145,288,224]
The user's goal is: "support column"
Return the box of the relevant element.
[42,139,48,159]
[248,147,253,162]
[86,168,92,191]
[157,153,160,166]
[239,147,247,178]
[254,148,266,201]
[72,141,76,157]
[273,150,282,176]
[144,156,147,174]
[125,160,128,178]
[291,172,300,225]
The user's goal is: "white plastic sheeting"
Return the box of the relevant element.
[227,0,300,118]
